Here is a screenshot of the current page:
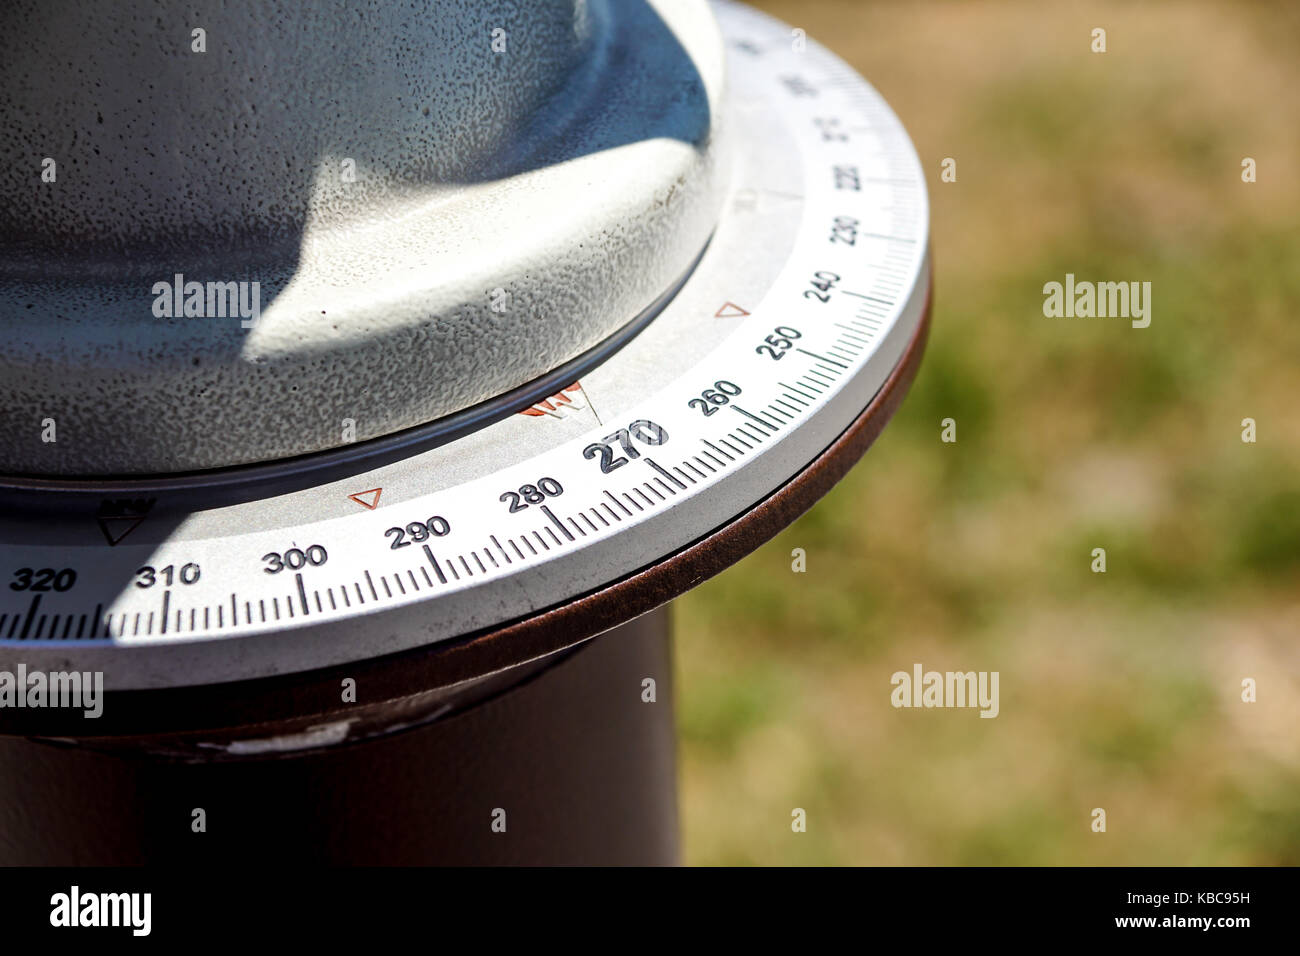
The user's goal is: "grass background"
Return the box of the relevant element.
[675,0,1300,864]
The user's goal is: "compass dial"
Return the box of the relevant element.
[0,2,930,691]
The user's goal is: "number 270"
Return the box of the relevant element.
[582,420,669,473]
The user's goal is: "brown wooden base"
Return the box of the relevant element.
[0,610,677,865]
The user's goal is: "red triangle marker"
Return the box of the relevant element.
[348,488,382,510]
[715,302,750,318]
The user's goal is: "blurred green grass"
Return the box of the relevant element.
[676,0,1300,865]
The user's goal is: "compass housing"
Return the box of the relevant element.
[0,1,931,704]
[0,2,931,867]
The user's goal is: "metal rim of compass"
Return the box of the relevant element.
[0,1,932,727]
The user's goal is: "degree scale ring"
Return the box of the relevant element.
[0,2,931,691]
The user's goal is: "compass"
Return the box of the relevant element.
[0,0,930,864]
